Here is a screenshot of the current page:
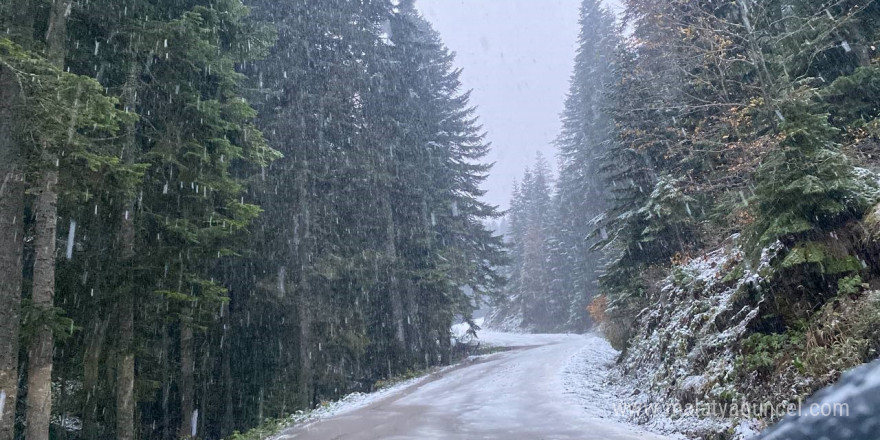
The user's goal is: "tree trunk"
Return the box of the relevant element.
[179,318,194,439]
[25,169,58,440]
[161,325,171,440]
[26,2,70,438]
[0,64,25,440]
[44,0,70,67]
[221,303,234,438]
[81,317,108,439]
[115,303,135,440]
[115,62,140,440]
[221,347,234,436]
[198,347,209,439]
[296,284,312,409]
[381,192,407,368]
[293,153,313,409]
[1,5,34,438]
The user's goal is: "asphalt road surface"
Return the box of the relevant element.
[276,333,670,440]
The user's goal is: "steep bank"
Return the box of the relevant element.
[602,227,880,439]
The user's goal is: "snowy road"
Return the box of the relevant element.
[276,332,670,440]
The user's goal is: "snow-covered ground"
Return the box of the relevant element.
[562,335,691,439]
[275,331,672,439]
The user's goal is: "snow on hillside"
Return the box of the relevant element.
[599,236,779,438]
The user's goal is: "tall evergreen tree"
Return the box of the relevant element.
[492,155,556,331]
[550,0,619,331]
[587,0,880,350]
[0,3,35,438]
[226,0,504,434]
[0,1,505,438]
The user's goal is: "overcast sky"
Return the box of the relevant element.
[416,0,582,210]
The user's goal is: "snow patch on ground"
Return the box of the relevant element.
[484,296,526,331]
[302,375,429,419]
[476,329,580,347]
[561,333,688,439]
[450,317,484,342]
[272,364,457,438]
[598,237,783,439]
[561,333,620,418]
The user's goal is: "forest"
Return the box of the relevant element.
[494,0,880,436]
[0,0,505,439]
[4,0,880,439]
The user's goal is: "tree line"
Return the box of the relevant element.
[596,0,880,348]
[492,0,617,333]
[0,1,504,439]
[498,0,880,351]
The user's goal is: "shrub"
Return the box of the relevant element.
[837,274,868,296]
[587,295,608,324]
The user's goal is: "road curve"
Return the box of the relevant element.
[276,333,670,440]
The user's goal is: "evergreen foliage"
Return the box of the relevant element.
[750,95,879,250]
[493,0,620,333]
[582,0,880,353]
[3,0,880,437]
[496,155,556,331]
[549,0,619,331]
[0,0,504,438]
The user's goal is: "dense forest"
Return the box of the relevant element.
[5,0,880,438]
[494,0,880,436]
[488,0,617,333]
[0,0,505,439]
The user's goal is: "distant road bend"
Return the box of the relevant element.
[276,332,669,440]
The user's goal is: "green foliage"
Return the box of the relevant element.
[595,174,697,315]
[721,264,746,284]
[837,274,868,296]
[825,65,880,128]
[131,0,280,324]
[798,292,880,381]
[214,0,506,433]
[19,299,79,343]
[748,95,880,252]
[0,38,143,198]
[779,242,862,275]
[638,176,697,246]
[671,265,696,288]
[738,332,801,374]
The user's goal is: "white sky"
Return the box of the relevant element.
[416,0,582,210]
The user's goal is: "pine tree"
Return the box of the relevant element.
[133,2,276,436]
[495,155,557,331]
[1,1,506,437]
[550,0,619,331]
[232,0,504,428]
[593,46,667,311]
[381,0,506,354]
[48,1,276,437]
[243,0,390,412]
[0,5,140,436]
[0,3,35,438]
[749,94,879,251]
